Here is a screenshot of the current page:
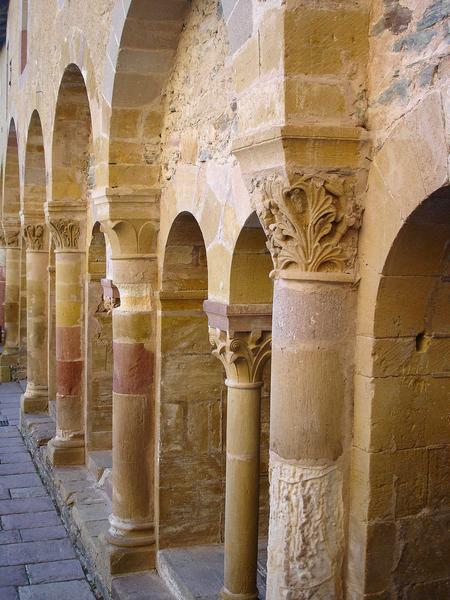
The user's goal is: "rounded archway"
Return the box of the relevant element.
[0,120,24,379]
[354,186,450,596]
[158,212,225,549]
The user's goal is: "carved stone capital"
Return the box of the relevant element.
[49,218,81,250]
[4,228,21,248]
[256,175,361,275]
[23,224,45,251]
[209,328,271,386]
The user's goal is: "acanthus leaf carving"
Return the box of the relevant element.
[209,328,272,385]
[256,175,361,274]
[49,218,81,250]
[23,224,45,251]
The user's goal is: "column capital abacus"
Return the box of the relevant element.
[255,174,362,282]
[209,328,271,388]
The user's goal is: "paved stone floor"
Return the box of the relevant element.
[0,382,98,600]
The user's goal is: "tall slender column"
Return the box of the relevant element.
[0,234,6,343]
[256,175,359,599]
[0,225,22,382]
[21,223,49,413]
[47,217,86,466]
[106,256,155,571]
[209,318,271,600]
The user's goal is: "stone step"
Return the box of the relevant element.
[112,571,175,600]
[158,544,267,600]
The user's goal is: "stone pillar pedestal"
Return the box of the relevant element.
[207,303,271,600]
[106,256,155,573]
[265,273,355,599]
[0,245,6,343]
[21,224,48,413]
[47,217,85,466]
[0,226,22,382]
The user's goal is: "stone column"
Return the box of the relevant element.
[21,223,49,413]
[0,235,6,343]
[106,255,156,571]
[0,225,22,382]
[255,175,359,599]
[207,304,271,600]
[47,217,86,466]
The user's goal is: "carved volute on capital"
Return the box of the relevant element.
[23,224,45,251]
[209,328,272,386]
[256,175,362,274]
[48,218,81,250]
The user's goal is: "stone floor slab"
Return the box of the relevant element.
[1,511,60,530]
[18,580,95,600]
[19,525,67,543]
[26,559,84,584]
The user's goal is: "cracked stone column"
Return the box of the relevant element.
[256,175,359,599]
[47,216,86,466]
[21,223,49,413]
[207,303,271,600]
[0,224,22,382]
[106,255,155,570]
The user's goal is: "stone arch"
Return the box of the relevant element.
[23,110,46,218]
[158,211,225,549]
[52,63,93,207]
[104,0,189,191]
[230,211,273,305]
[2,119,20,223]
[348,90,450,598]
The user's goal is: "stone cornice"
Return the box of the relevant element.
[209,327,272,386]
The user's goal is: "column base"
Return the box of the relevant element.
[100,536,156,575]
[21,391,48,414]
[106,515,155,549]
[47,438,85,466]
[0,365,11,382]
[221,587,258,600]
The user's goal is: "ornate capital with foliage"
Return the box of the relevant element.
[4,229,21,248]
[209,328,271,386]
[256,175,361,273]
[23,224,45,251]
[49,218,81,250]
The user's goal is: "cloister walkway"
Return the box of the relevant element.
[0,382,98,600]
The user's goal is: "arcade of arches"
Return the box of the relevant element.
[0,0,449,598]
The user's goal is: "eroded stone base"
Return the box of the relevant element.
[48,438,85,466]
[266,452,344,600]
[21,392,48,413]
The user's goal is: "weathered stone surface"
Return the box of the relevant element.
[26,559,84,584]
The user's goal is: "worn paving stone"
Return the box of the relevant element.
[18,580,95,600]
[10,487,46,499]
[0,565,28,585]
[1,511,60,530]
[0,531,21,545]
[19,525,67,543]
[26,559,84,584]
[0,464,36,476]
[0,497,54,515]
[0,384,98,599]
[0,586,19,599]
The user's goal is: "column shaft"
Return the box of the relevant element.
[21,250,48,412]
[48,250,85,465]
[105,266,156,573]
[223,383,261,600]
[266,277,355,599]
[3,247,21,353]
